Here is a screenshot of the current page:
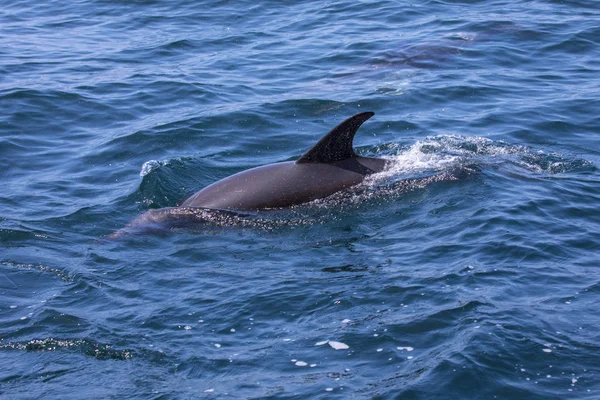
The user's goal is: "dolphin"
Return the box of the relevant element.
[108,112,388,238]
[179,111,387,211]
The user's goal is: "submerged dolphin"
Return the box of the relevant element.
[180,111,387,211]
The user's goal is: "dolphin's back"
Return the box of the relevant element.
[181,112,387,211]
[180,156,385,210]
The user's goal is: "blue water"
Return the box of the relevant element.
[1,0,600,398]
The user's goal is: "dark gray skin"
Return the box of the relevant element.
[181,156,386,210]
[180,111,387,211]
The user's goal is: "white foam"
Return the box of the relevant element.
[384,141,463,175]
[380,134,574,185]
[140,160,164,177]
[328,341,349,350]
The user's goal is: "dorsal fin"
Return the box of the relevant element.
[296,112,375,164]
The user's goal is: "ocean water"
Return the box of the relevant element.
[1,0,599,398]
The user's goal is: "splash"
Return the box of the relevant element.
[377,135,591,178]
[115,135,591,236]
[108,207,320,238]
[140,159,166,177]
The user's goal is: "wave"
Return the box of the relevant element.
[0,337,133,360]
[108,135,593,238]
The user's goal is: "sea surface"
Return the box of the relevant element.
[1,0,599,398]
